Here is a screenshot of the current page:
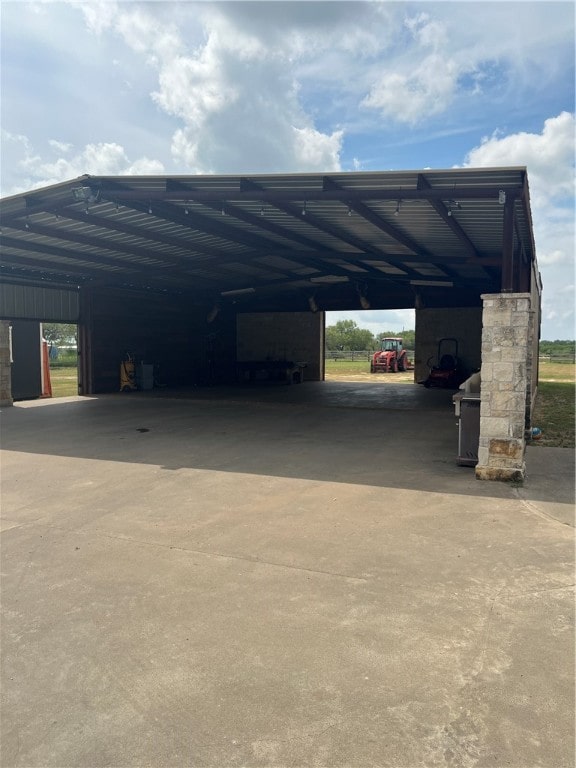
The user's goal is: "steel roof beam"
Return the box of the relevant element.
[89,182,525,203]
[0,256,219,295]
[0,254,199,293]
[333,255,424,280]
[2,220,190,270]
[167,178,325,252]
[98,179,291,254]
[501,198,516,292]
[1,255,88,277]
[241,177,402,263]
[0,274,82,291]
[18,215,349,285]
[0,234,229,289]
[24,206,234,261]
[230,247,501,267]
[417,173,482,261]
[97,181,360,282]
[45,207,300,280]
[323,176,430,257]
[164,180,334,280]
[521,173,537,263]
[0,235,143,273]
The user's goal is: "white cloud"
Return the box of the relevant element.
[361,13,461,124]
[463,112,575,205]
[8,3,573,181]
[538,250,569,267]
[48,139,73,154]
[406,13,447,49]
[76,2,346,175]
[466,112,575,339]
[461,114,575,247]
[126,157,165,175]
[2,136,165,194]
[69,0,118,36]
[359,5,574,127]
[361,54,459,124]
[293,127,343,171]
[459,113,575,339]
[2,129,36,157]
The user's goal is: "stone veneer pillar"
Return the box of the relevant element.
[0,320,13,407]
[476,293,532,482]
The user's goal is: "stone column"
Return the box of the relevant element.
[0,320,13,407]
[476,293,532,482]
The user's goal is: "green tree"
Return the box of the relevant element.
[42,323,77,344]
[325,320,375,350]
[539,339,575,359]
[374,329,415,350]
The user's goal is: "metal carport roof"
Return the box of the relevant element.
[0,167,537,312]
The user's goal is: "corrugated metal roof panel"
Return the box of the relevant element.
[0,168,537,307]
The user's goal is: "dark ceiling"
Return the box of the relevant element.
[0,168,536,312]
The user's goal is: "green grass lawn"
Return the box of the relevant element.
[325,359,372,376]
[532,381,575,448]
[537,361,575,382]
[325,359,413,377]
[532,362,574,447]
[49,366,78,397]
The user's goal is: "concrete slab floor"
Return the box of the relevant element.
[1,388,574,768]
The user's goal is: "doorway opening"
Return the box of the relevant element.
[43,322,78,398]
[11,321,78,401]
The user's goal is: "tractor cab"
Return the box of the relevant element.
[380,338,403,352]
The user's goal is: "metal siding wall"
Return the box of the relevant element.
[11,321,43,400]
[236,312,324,381]
[414,307,483,383]
[0,284,79,322]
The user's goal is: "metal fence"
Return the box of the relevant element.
[538,354,575,364]
[325,351,573,363]
[325,349,415,361]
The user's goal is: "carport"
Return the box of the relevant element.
[2,172,574,768]
[0,167,541,479]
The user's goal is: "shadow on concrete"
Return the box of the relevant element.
[1,381,574,508]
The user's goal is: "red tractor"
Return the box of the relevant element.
[370,337,409,373]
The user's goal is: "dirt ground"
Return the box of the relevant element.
[326,371,415,384]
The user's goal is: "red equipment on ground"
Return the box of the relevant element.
[419,337,463,389]
[370,337,409,373]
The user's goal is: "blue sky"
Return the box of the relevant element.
[1,1,574,339]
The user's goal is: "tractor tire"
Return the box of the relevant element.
[398,356,407,372]
[392,359,398,373]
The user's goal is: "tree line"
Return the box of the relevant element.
[42,323,77,344]
[326,321,575,355]
[326,320,415,351]
[538,339,575,358]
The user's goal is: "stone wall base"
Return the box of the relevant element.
[475,464,525,482]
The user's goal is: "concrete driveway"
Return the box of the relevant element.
[1,383,574,767]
